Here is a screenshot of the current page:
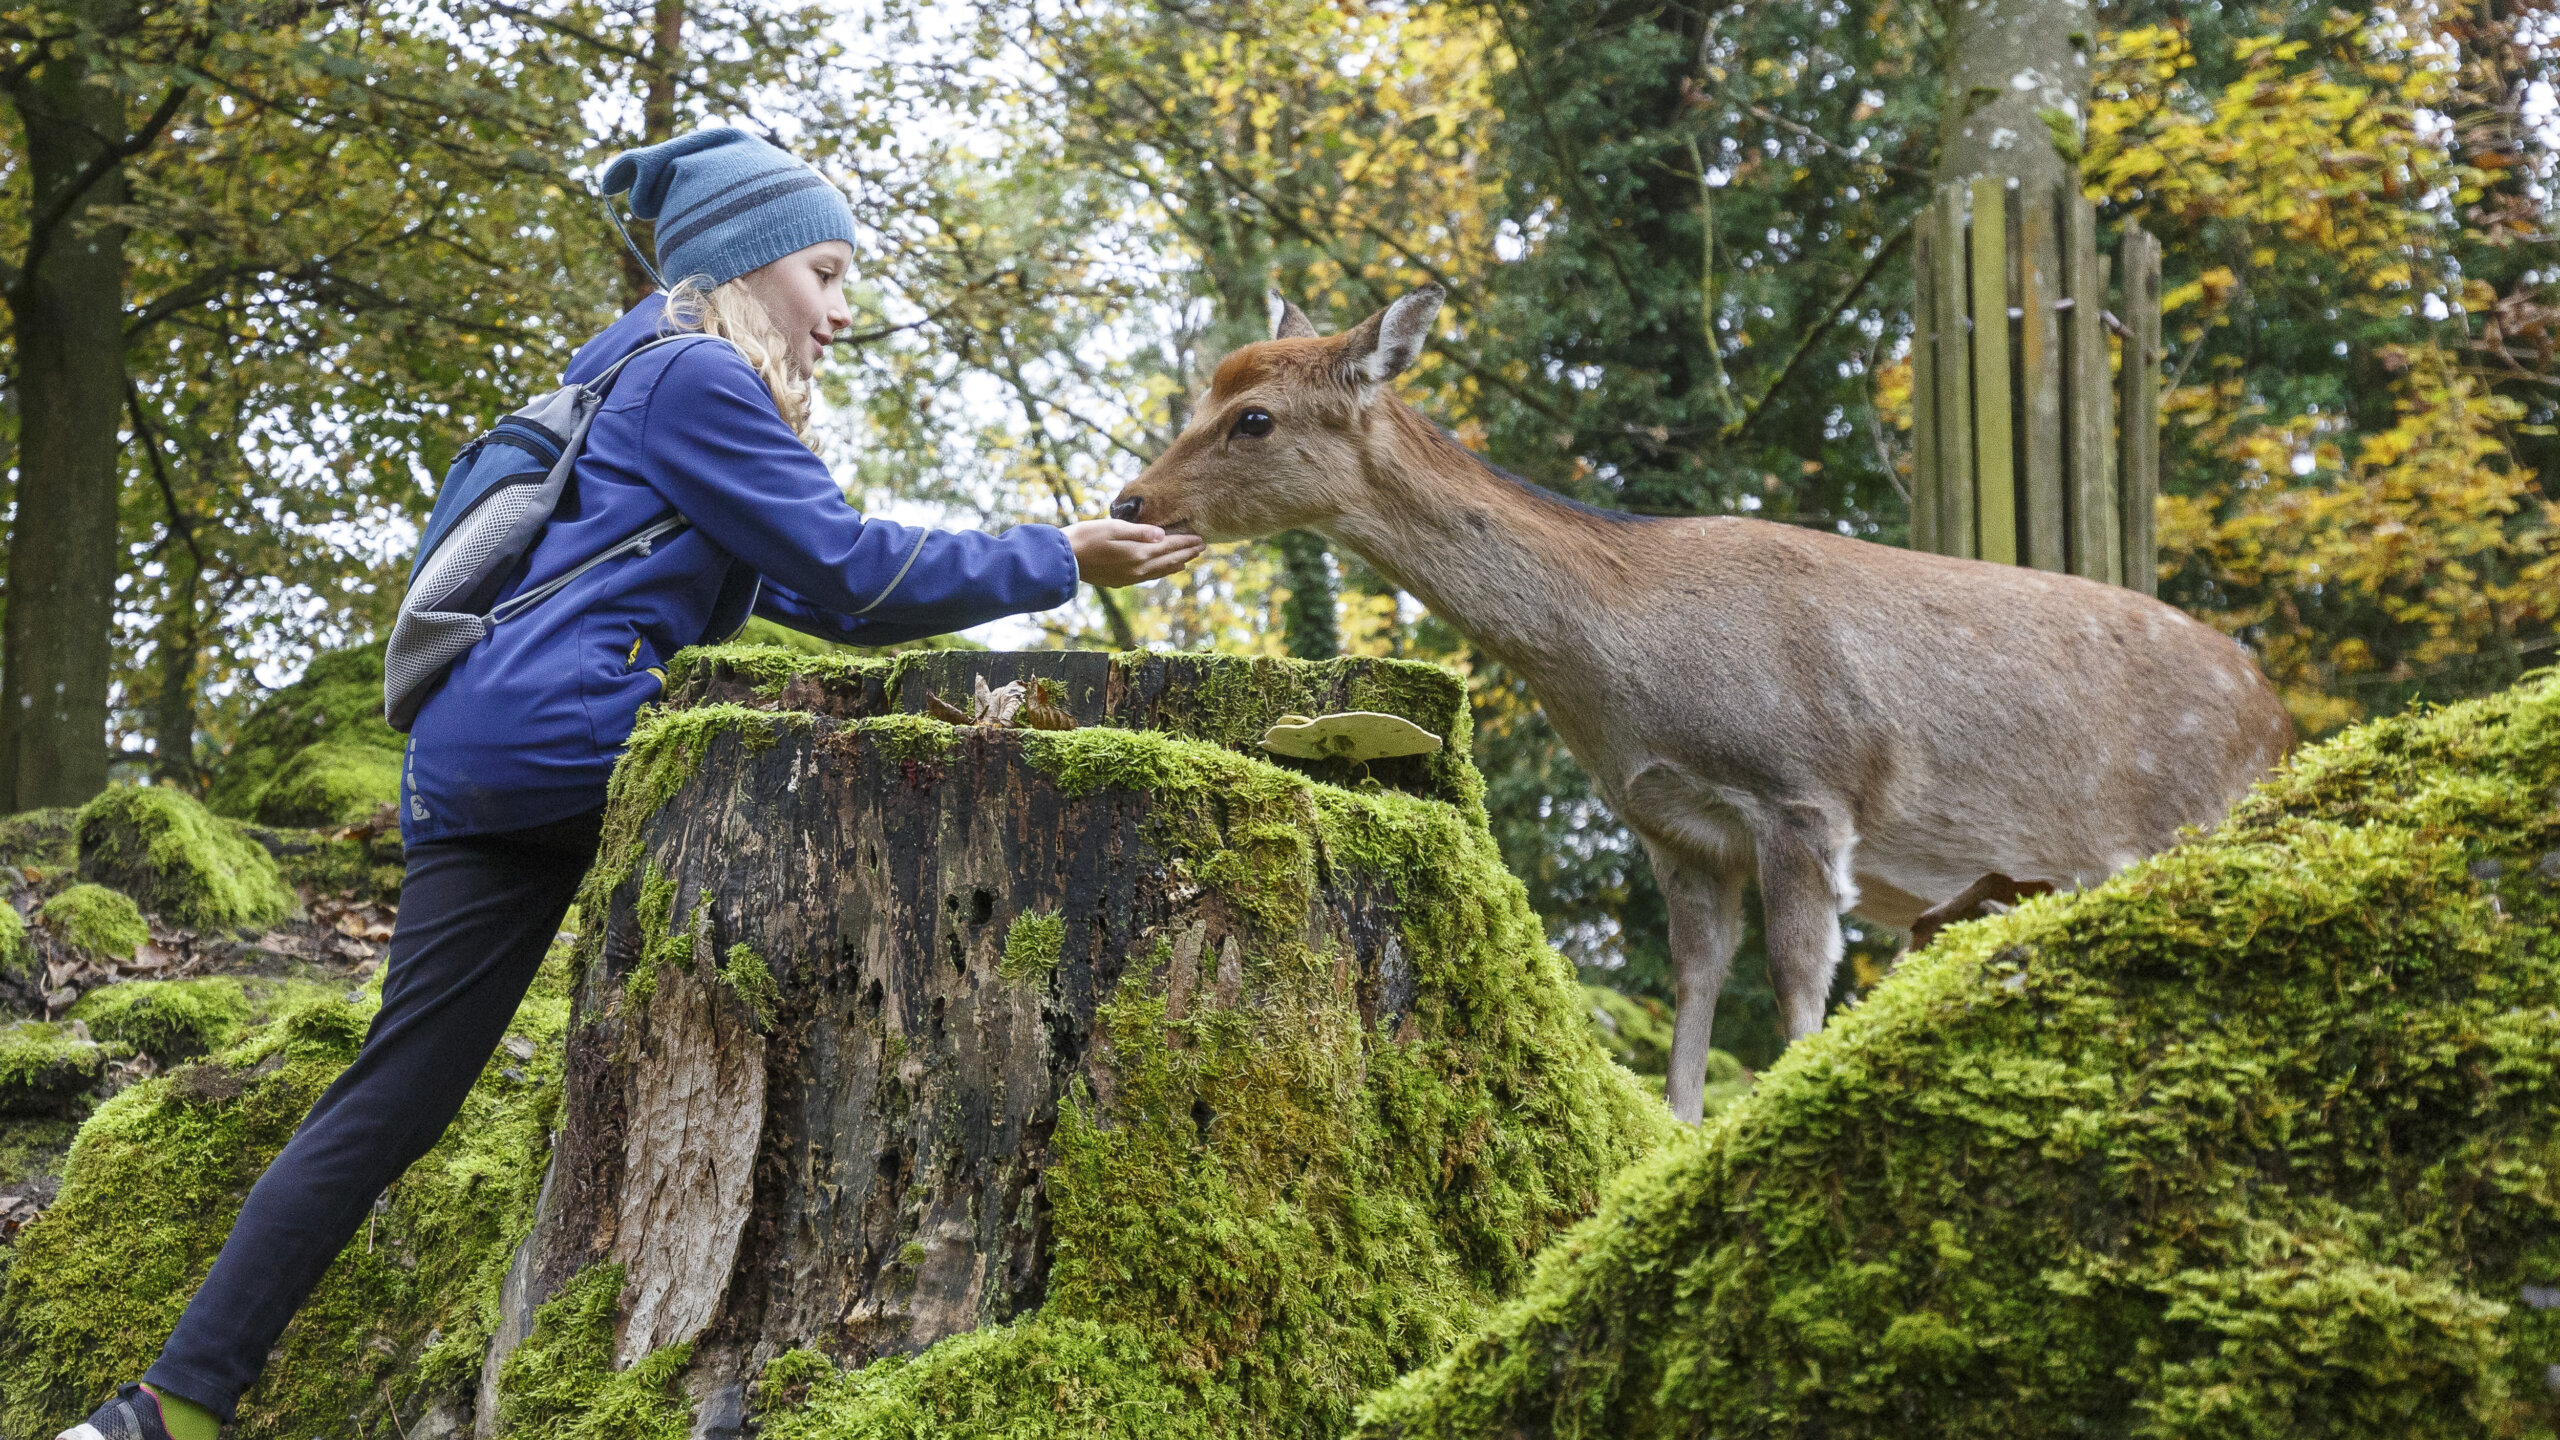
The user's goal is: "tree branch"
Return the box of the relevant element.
[1055,55,1573,427]
[475,0,654,66]
[1730,215,1915,443]
[125,379,205,570]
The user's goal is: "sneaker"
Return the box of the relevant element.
[55,1384,174,1440]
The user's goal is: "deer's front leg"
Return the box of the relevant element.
[1757,814,1861,1042]
[1649,847,1747,1124]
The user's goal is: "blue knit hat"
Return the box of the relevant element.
[600,129,857,289]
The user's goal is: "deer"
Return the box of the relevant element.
[1107,284,2295,1123]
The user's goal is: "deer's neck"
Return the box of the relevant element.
[1317,407,1636,681]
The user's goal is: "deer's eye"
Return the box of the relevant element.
[1231,408,1275,439]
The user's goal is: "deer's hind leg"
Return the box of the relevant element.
[1756,808,1862,1043]
[1647,845,1748,1124]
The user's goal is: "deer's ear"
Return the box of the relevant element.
[1269,290,1319,340]
[1337,284,1444,385]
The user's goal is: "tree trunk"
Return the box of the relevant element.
[470,649,1639,1437]
[149,555,201,791]
[1936,0,2089,197]
[1271,529,1340,658]
[0,12,139,811]
[617,0,688,306]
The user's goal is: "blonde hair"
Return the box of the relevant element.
[661,275,820,451]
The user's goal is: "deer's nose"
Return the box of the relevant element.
[1110,495,1145,523]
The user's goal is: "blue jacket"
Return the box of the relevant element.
[399,295,1079,841]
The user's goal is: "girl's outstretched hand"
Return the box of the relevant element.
[1064,519,1206,588]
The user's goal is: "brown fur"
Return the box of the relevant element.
[1114,289,2295,1121]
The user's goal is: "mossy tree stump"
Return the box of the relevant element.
[480,650,1665,1438]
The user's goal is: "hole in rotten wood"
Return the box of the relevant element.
[1191,1098,1214,1144]
[946,929,966,976]
[970,889,995,926]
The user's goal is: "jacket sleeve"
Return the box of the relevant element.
[640,343,1080,634]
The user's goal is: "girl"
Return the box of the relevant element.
[60,127,1201,1440]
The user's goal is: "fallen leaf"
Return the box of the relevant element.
[973,675,1027,727]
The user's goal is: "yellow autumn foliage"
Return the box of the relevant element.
[2090,10,2558,735]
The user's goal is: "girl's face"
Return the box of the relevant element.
[738,240,855,377]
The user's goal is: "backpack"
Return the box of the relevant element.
[383,333,724,731]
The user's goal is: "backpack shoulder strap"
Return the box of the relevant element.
[582,331,736,399]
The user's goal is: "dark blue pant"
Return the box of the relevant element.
[145,811,600,1419]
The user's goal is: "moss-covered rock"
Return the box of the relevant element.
[77,787,296,932]
[204,645,405,824]
[1355,671,2560,1440]
[39,886,147,962]
[251,742,401,829]
[0,955,573,1439]
[0,809,78,878]
[236,823,405,906]
[0,1024,110,1119]
[0,1116,78,1189]
[0,904,33,1000]
[66,979,252,1063]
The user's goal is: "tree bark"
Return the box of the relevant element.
[148,556,201,791]
[478,651,1477,1431]
[1271,529,1340,658]
[618,0,688,306]
[0,4,143,810]
[1936,0,2089,197]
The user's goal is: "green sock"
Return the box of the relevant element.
[140,1383,221,1440]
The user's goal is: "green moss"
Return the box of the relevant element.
[0,1024,109,1118]
[633,864,687,975]
[66,979,252,1062]
[998,910,1065,982]
[236,823,404,905]
[0,940,579,1438]
[755,1322,1220,1440]
[667,637,894,697]
[660,646,1479,809]
[670,627,987,699]
[493,1265,694,1440]
[1355,670,2560,1440]
[0,1116,77,1187]
[579,704,813,924]
[0,810,78,878]
[1114,651,1483,820]
[76,787,296,932]
[204,645,405,821]
[859,711,958,762]
[0,904,29,990]
[720,943,778,1030]
[1018,726,1320,942]
[251,741,402,829]
[39,886,147,961]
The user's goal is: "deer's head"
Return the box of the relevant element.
[1109,285,1445,541]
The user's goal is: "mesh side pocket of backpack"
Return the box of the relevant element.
[383,483,556,730]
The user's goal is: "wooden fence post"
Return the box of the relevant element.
[1907,184,2159,590]
[2117,222,2162,597]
